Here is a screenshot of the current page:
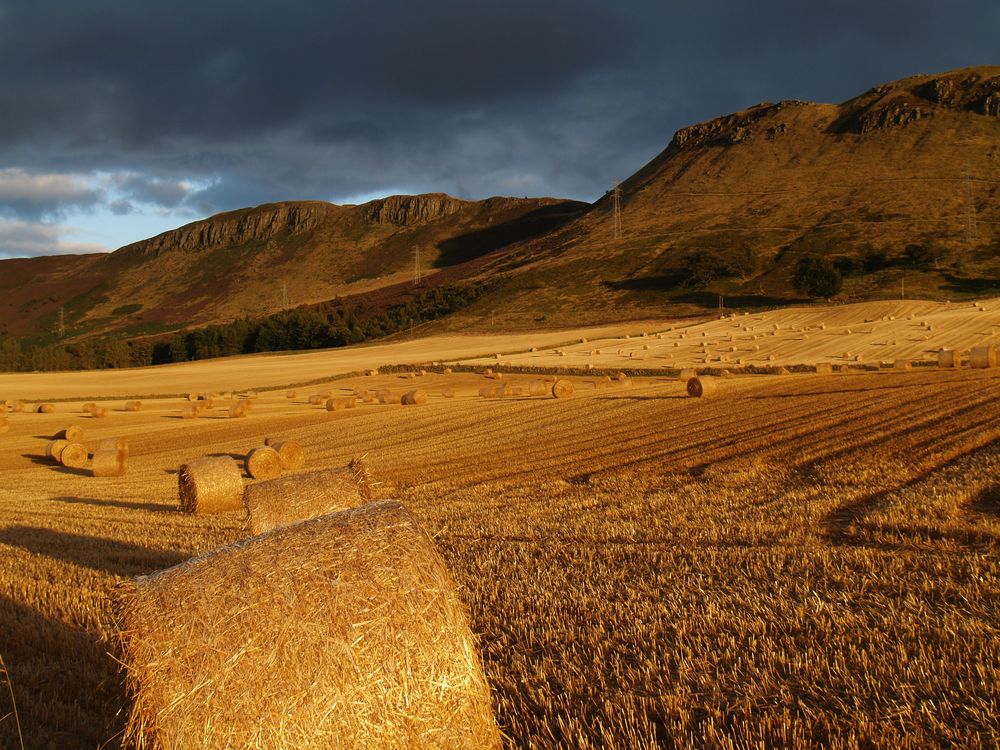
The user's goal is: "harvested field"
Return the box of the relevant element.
[0,312,998,748]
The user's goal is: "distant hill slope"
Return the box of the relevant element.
[3,66,999,345]
[463,65,1000,326]
[0,194,585,339]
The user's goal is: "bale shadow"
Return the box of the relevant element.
[971,484,999,517]
[0,526,187,577]
[0,595,123,750]
[20,454,90,477]
[49,496,169,513]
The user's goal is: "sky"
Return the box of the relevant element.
[0,0,996,259]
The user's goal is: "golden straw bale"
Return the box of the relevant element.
[228,401,250,418]
[528,381,548,397]
[478,385,497,399]
[99,437,129,459]
[937,349,961,368]
[970,345,997,369]
[401,389,428,405]
[508,386,525,397]
[362,390,376,404]
[894,359,912,371]
[112,501,499,750]
[366,369,379,376]
[814,363,833,374]
[59,442,89,469]
[245,446,283,480]
[36,403,55,414]
[56,425,84,443]
[678,368,697,381]
[178,457,244,514]
[124,400,142,412]
[308,394,324,405]
[92,448,127,477]
[551,379,574,399]
[187,393,198,401]
[45,439,70,462]
[442,367,452,375]
[180,405,198,419]
[441,388,456,398]
[90,406,108,418]
[286,390,297,399]
[686,376,717,398]
[263,439,306,470]
[776,367,790,376]
[201,397,215,410]
[327,397,357,411]
[243,461,374,535]
[377,389,399,405]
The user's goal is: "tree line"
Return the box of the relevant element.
[0,282,491,372]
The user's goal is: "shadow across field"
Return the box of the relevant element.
[21,454,89,477]
[49,495,169,513]
[0,526,187,576]
[0,595,122,750]
[971,484,999,517]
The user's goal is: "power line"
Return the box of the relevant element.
[611,184,622,241]
[965,169,977,248]
[414,247,421,285]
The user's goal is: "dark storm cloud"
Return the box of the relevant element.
[0,0,996,242]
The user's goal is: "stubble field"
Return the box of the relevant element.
[0,303,998,749]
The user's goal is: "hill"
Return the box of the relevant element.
[463,65,1000,326]
[0,194,585,340]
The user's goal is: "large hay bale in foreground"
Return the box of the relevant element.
[686,376,717,398]
[59,442,89,469]
[551,380,574,399]
[245,446,283,480]
[92,447,127,477]
[243,461,374,535]
[124,401,142,412]
[937,349,961,368]
[178,457,244,514]
[113,501,500,750]
[970,345,997,369]
[56,425,84,443]
[263,438,306,470]
[401,389,427,406]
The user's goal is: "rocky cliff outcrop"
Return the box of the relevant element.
[670,100,808,149]
[364,193,466,226]
[119,201,332,258]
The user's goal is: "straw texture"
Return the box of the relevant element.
[178,457,244,514]
[56,425,84,443]
[401,389,427,405]
[36,403,54,414]
[264,439,306,470]
[124,401,142,412]
[98,437,130,459]
[551,380,574,399]
[686,376,717,398]
[92,448,127,477]
[59,442,89,469]
[228,401,250,418]
[894,360,912,371]
[243,461,373,535]
[937,349,961,368]
[815,363,833,374]
[11,400,24,413]
[45,439,69,462]
[245,446,283,480]
[970,345,997,369]
[112,500,500,750]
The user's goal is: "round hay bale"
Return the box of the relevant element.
[308,394,324,405]
[687,376,717,398]
[441,388,456,398]
[365,369,379,377]
[938,349,962,367]
[377,389,399,405]
[243,461,374,535]
[90,406,108,418]
[187,393,199,402]
[362,390,376,404]
[838,364,851,372]
[327,397,357,411]
[56,425,84,443]
[970,345,998,369]
[678,368,697,381]
[262,439,306,471]
[815,363,833,374]
[483,368,494,377]
[124,400,142,412]
[36,403,54,414]
[527,380,548,397]
[59,442,89,469]
[46,439,70,462]
[286,391,297,399]
[112,500,500,750]
[776,366,790,375]
[442,367,452,375]
[245,446,283,480]
[228,401,250,419]
[98,437,129,458]
[719,369,733,379]
[401,389,427,405]
[551,379,574,399]
[478,385,497,399]
[180,405,199,419]
[178,456,244,514]
[92,447,127,477]
[81,402,96,413]
[894,359,912,371]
